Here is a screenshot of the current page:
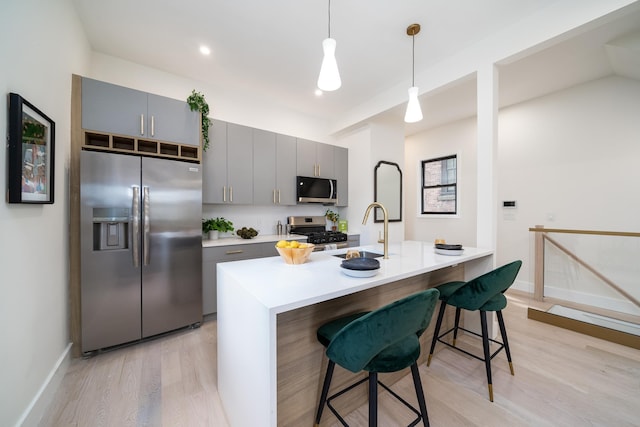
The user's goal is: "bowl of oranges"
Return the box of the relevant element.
[275,240,315,265]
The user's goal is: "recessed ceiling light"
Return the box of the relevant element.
[199,45,211,56]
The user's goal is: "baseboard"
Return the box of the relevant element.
[527,308,640,350]
[17,343,72,427]
[511,279,533,293]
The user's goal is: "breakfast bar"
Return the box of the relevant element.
[217,241,493,426]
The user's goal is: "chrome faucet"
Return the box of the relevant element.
[362,202,389,259]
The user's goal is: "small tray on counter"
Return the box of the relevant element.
[434,243,463,250]
[340,258,380,270]
[434,243,464,256]
[340,257,380,278]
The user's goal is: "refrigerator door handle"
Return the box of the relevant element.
[143,186,150,266]
[132,186,140,267]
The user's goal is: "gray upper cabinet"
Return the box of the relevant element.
[253,130,297,205]
[334,146,348,207]
[227,124,254,204]
[203,119,228,203]
[204,119,348,206]
[147,93,199,146]
[203,121,253,204]
[81,77,199,146]
[296,139,335,178]
[253,129,276,205]
[276,134,297,205]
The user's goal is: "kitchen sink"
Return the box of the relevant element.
[333,251,384,259]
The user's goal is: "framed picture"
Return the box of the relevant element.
[7,93,55,204]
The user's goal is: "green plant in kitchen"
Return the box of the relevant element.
[202,217,234,233]
[187,90,211,151]
[325,209,340,230]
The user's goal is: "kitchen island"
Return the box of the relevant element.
[217,241,493,427]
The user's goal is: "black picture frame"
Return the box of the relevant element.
[7,93,55,204]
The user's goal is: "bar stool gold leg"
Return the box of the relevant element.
[488,384,494,402]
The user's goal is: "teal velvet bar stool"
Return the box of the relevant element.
[314,288,440,427]
[426,260,522,402]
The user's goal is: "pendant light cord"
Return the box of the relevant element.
[328,0,332,38]
[411,31,415,86]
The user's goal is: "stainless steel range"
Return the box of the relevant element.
[288,216,348,251]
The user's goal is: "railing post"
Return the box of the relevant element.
[533,225,544,301]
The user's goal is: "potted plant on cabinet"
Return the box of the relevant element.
[325,209,340,231]
[202,217,234,240]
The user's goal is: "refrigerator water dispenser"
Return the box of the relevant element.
[92,207,129,251]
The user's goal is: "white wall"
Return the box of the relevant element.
[0,1,90,426]
[405,75,640,296]
[405,117,478,247]
[498,75,640,295]
[334,122,405,247]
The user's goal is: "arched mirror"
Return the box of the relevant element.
[374,161,402,222]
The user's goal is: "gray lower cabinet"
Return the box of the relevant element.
[202,238,306,314]
[253,130,297,205]
[81,77,199,145]
[203,121,253,204]
[347,234,360,247]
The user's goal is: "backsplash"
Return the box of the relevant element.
[202,204,341,235]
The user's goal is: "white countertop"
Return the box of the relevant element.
[202,233,307,248]
[217,240,493,314]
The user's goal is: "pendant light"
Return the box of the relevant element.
[404,23,423,123]
[317,0,341,91]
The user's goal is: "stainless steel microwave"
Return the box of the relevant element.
[296,176,337,204]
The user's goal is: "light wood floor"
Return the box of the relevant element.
[41,293,640,426]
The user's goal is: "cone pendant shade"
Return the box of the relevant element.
[318,38,341,91]
[404,86,423,123]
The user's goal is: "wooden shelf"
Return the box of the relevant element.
[84,131,200,162]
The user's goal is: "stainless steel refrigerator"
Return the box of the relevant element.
[80,150,202,354]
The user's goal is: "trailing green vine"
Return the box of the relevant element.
[187,90,211,151]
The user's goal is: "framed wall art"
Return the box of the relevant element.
[7,93,55,204]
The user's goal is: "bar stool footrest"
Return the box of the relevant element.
[326,375,424,427]
[436,326,505,363]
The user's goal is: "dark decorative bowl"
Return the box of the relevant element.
[341,258,380,271]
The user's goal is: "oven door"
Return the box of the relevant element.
[313,241,349,252]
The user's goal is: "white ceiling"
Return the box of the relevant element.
[71,0,640,136]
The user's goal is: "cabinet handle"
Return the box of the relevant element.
[150,115,155,137]
[223,186,227,202]
[278,189,281,204]
[225,249,244,255]
[273,189,276,204]
[143,186,150,266]
[229,186,233,203]
[317,164,321,176]
[140,114,144,135]
[132,186,140,267]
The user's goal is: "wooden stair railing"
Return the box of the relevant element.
[529,225,640,308]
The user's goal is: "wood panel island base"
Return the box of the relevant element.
[217,241,493,427]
